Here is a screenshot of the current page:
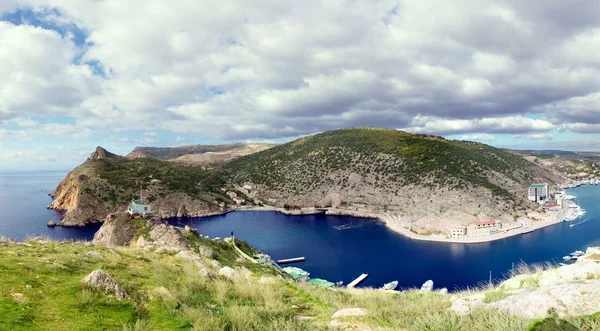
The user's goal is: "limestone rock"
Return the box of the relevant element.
[11,293,27,304]
[329,320,373,330]
[155,247,169,254]
[439,288,448,295]
[199,268,215,279]
[218,266,239,278]
[450,297,484,315]
[86,251,105,260]
[175,251,206,268]
[92,213,137,247]
[331,308,368,319]
[236,257,246,263]
[82,269,131,300]
[47,220,57,227]
[211,260,221,269]
[295,316,314,321]
[420,280,434,292]
[147,220,189,249]
[198,246,213,258]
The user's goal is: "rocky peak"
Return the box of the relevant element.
[90,146,121,160]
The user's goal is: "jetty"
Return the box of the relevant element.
[333,219,377,230]
[347,273,368,288]
[277,257,305,264]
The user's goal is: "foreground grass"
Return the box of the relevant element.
[1,238,598,330]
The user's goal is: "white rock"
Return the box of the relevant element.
[199,268,215,279]
[439,288,448,295]
[175,251,206,268]
[218,266,239,278]
[82,269,131,300]
[420,280,434,292]
[211,260,221,269]
[331,308,368,318]
[450,297,484,315]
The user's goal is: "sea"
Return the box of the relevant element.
[2,170,600,290]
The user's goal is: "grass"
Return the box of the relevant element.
[0,237,597,331]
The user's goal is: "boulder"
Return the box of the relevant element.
[211,260,221,269]
[82,269,131,300]
[450,297,484,315]
[331,308,368,319]
[236,257,246,263]
[199,268,215,279]
[439,288,448,295]
[47,220,57,227]
[92,213,137,247]
[218,266,239,278]
[175,251,206,268]
[420,280,434,292]
[198,246,213,258]
[147,220,189,249]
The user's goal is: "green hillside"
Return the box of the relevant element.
[224,127,539,198]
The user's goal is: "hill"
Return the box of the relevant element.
[127,142,275,166]
[2,220,599,330]
[224,127,565,235]
[50,147,230,226]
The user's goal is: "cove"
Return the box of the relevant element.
[169,185,600,290]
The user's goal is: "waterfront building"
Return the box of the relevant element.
[467,220,502,238]
[528,183,548,203]
[451,227,467,239]
[127,200,152,215]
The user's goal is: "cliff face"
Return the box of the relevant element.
[50,147,228,227]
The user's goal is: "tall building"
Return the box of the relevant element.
[528,183,548,203]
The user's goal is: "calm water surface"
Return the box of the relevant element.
[1,171,599,290]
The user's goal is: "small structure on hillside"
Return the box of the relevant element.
[127,200,152,215]
[528,183,548,204]
[451,227,466,239]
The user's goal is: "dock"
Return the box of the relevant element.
[347,273,368,288]
[277,257,305,264]
[333,220,377,230]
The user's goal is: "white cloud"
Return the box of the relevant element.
[512,133,554,140]
[2,0,600,145]
[460,133,496,141]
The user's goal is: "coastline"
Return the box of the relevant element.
[227,205,569,244]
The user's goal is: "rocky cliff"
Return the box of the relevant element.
[50,147,229,227]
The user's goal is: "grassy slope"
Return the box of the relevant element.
[224,127,536,198]
[2,236,599,331]
[72,157,228,207]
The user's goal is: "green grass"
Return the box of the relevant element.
[1,237,597,331]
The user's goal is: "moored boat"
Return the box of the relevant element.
[381,280,398,291]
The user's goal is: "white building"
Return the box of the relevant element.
[451,228,467,239]
[528,183,548,203]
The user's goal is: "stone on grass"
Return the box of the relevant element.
[199,268,215,279]
[218,266,239,278]
[175,251,206,268]
[82,269,131,300]
[86,251,105,260]
[295,316,314,321]
[331,308,368,319]
[420,280,434,292]
[11,293,27,304]
[155,247,168,254]
[211,260,221,268]
[198,246,213,258]
[439,288,448,295]
[236,257,246,263]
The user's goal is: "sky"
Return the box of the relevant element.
[2,1,600,170]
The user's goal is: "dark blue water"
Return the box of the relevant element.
[0,171,101,241]
[2,171,599,290]
[169,185,600,290]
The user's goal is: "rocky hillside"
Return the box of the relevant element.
[127,142,275,165]
[50,147,229,226]
[224,127,565,234]
[1,218,599,330]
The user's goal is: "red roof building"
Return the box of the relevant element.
[475,220,497,228]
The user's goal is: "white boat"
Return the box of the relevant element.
[381,281,398,291]
[563,256,572,261]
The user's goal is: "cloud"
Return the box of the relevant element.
[403,115,554,135]
[3,0,600,144]
[460,133,496,141]
[512,133,554,140]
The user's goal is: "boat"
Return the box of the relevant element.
[563,256,572,261]
[381,281,398,291]
[570,224,575,227]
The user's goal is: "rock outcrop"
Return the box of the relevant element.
[450,261,600,319]
[82,269,131,300]
[92,213,137,246]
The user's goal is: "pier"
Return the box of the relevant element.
[277,257,306,264]
[333,219,377,230]
[347,273,368,288]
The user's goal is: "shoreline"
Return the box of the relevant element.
[224,205,570,244]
